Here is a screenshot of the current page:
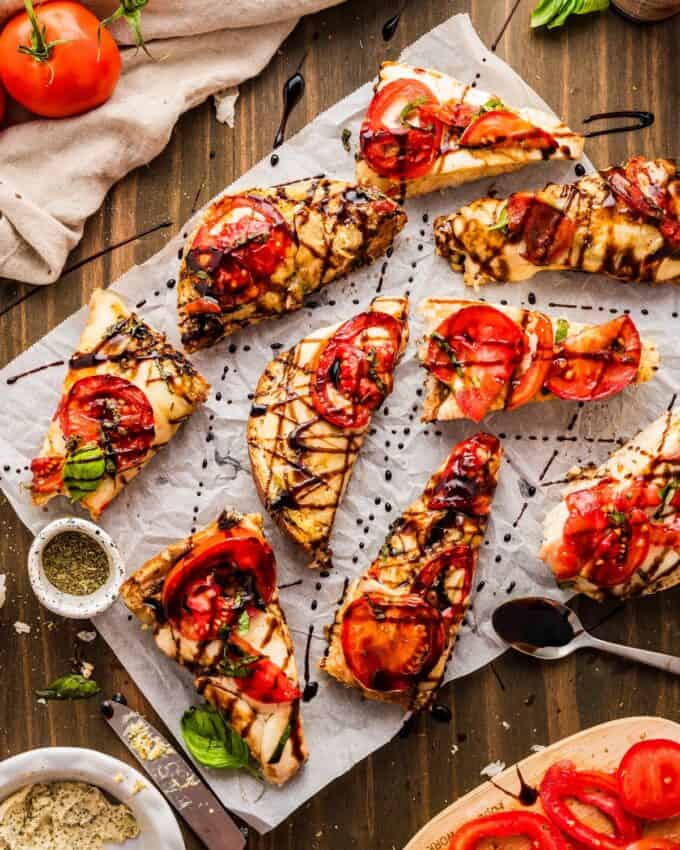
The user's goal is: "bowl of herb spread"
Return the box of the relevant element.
[0,748,184,850]
[28,518,125,619]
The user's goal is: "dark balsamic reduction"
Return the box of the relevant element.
[575,163,587,177]
[6,360,64,385]
[100,701,113,719]
[582,110,654,139]
[143,597,166,623]
[382,9,403,41]
[492,598,575,651]
[490,0,523,51]
[430,703,452,723]
[112,692,128,706]
[250,404,268,418]
[273,56,307,150]
[302,624,318,702]
[490,766,538,805]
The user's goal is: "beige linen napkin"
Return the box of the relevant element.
[0,0,343,285]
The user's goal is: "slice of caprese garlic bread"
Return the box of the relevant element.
[321,433,502,711]
[434,156,680,288]
[418,299,659,423]
[356,61,583,200]
[541,412,680,601]
[120,509,306,785]
[247,296,409,569]
[178,177,407,351]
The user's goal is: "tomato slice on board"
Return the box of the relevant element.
[587,521,650,588]
[30,456,65,495]
[459,110,558,151]
[310,312,403,432]
[59,375,155,472]
[427,433,501,517]
[187,195,292,311]
[506,310,554,410]
[162,529,277,642]
[225,635,301,704]
[545,315,641,402]
[618,739,680,821]
[425,305,527,422]
[341,594,445,692]
[540,761,642,850]
[626,842,680,850]
[360,78,443,180]
[448,811,572,850]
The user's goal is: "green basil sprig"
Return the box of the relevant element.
[181,705,260,776]
[531,0,609,30]
[36,674,100,701]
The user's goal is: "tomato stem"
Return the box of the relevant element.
[18,0,70,70]
[99,0,152,59]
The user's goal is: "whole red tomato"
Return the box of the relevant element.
[0,81,5,124]
[0,0,121,119]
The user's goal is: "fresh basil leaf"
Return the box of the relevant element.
[575,0,610,15]
[181,705,260,776]
[36,674,100,701]
[660,480,679,505]
[555,318,570,344]
[267,723,291,765]
[549,0,580,28]
[237,609,250,635]
[531,0,609,28]
[488,204,509,232]
[480,97,506,114]
[531,0,561,27]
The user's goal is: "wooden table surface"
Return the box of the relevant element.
[1,1,679,848]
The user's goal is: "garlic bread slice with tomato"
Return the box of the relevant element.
[356,61,583,200]
[247,296,409,567]
[419,299,659,423]
[435,156,680,287]
[120,509,307,785]
[322,434,502,711]
[178,177,406,352]
[541,412,680,601]
[29,289,210,520]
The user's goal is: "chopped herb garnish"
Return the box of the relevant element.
[480,97,507,113]
[237,609,251,635]
[267,723,292,765]
[555,318,570,345]
[36,674,100,701]
[42,531,110,597]
[660,480,679,505]
[379,542,391,561]
[608,510,627,526]
[366,349,387,395]
[430,333,464,378]
[341,128,352,152]
[487,204,509,233]
[220,651,260,678]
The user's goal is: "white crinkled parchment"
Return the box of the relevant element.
[0,14,677,834]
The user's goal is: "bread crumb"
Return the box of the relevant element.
[14,621,30,635]
[77,630,97,643]
[480,760,505,778]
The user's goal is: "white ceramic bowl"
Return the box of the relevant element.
[28,517,125,619]
[0,747,185,850]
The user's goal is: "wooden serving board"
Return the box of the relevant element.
[404,716,680,850]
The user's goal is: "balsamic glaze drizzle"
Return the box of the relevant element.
[382,4,407,41]
[6,360,64,385]
[582,110,654,138]
[273,54,307,150]
[302,624,319,702]
[490,0,523,52]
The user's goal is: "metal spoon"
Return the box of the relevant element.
[492,596,680,675]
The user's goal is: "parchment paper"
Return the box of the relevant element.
[0,14,677,833]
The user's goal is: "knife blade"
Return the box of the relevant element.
[101,698,246,850]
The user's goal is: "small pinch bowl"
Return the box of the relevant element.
[0,747,185,850]
[28,517,125,619]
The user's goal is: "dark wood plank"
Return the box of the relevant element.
[1,2,679,849]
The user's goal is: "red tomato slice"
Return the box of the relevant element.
[448,811,572,850]
[618,739,680,821]
[427,432,501,516]
[520,199,575,265]
[459,110,558,151]
[187,195,292,311]
[587,521,650,587]
[412,546,476,619]
[310,312,403,431]
[360,78,443,180]
[226,635,301,704]
[540,761,642,850]
[506,310,554,410]
[341,594,445,692]
[546,316,641,402]
[30,456,65,495]
[626,842,680,849]
[59,375,155,472]
[506,192,536,233]
[162,529,276,642]
[425,305,527,422]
